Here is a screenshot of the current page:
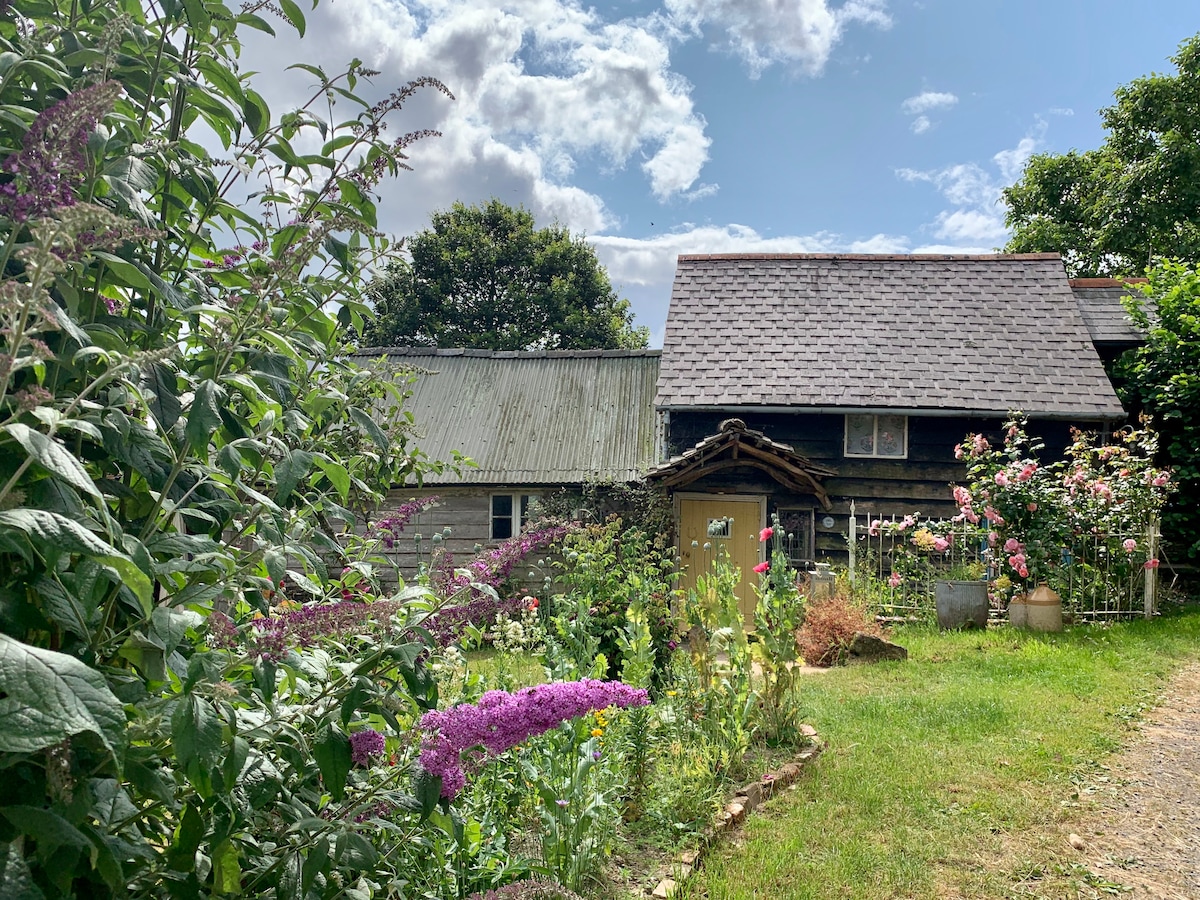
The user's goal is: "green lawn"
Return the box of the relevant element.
[682,608,1200,900]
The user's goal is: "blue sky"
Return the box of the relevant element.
[248,0,1199,345]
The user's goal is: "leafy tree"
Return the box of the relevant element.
[1114,262,1200,563]
[1004,34,1200,276]
[360,199,649,350]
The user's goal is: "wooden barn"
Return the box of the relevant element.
[361,255,1139,612]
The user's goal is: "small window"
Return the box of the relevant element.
[707,517,732,538]
[845,414,908,459]
[490,493,540,540]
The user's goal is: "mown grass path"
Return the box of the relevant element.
[682,608,1200,899]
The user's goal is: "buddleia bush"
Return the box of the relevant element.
[0,2,469,895]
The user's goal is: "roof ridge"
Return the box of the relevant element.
[676,253,1063,262]
[1070,277,1149,287]
[353,346,663,358]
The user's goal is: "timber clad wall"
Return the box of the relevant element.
[667,411,1083,560]
[366,487,557,595]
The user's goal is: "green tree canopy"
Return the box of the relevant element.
[1114,262,1200,562]
[1004,34,1200,276]
[360,199,649,350]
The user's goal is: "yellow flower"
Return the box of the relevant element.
[591,728,604,738]
[666,690,677,697]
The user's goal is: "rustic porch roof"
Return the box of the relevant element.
[646,418,835,509]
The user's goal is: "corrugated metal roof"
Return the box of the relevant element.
[352,348,661,485]
[657,254,1127,421]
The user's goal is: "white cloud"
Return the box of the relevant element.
[900,89,956,134]
[1049,106,1074,116]
[664,0,891,77]
[900,90,957,115]
[235,0,715,240]
[896,126,1045,250]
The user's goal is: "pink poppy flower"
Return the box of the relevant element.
[759,526,774,542]
[753,561,769,574]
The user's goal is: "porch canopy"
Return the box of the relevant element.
[646,418,835,509]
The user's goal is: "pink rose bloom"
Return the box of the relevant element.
[984,506,1005,525]
[888,572,903,588]
[933,537,950,553]
[1144,558,1160,570]
[759,526,774,542]
[1007,424,1018,439]
[1004,538,1020,553]
[965,510,980,525]
[994,471,1010,487]
[1027,502,1038,512]
[953,486,971,507]
[988,531,999,546]
[753,561,770,574]
[954,445,964,459]
[1122,539,1138,553]
[900,515,916,530]
[1018,566,1029,578]
[973,434,989,453]
[1153,474,1169,487]
[868,520,881,537]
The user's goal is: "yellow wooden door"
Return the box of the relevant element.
[678,496,764,626]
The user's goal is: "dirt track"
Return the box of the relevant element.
[1069,663,1200,898]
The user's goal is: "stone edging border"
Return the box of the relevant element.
[646,724,824,898]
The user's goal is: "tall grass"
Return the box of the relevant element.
[683,608,1200,899]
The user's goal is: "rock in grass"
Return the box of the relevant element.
[847,632,907,663]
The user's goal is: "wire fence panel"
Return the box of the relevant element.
[846,512,1159,623]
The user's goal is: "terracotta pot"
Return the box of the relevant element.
[1008,596,1029,628]
[1026,583,1063,632]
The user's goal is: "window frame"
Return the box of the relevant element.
[489,492,540,541]
[843,414,909,460]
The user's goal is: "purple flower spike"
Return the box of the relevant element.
[0,81,122,222]
[350,728,387,767]
[417,679,649,798]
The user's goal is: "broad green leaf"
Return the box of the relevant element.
[171,694,222,770]
[312,723,351,801]
[167,802,205,872]
[0,634,126,765]
[0,508,121,558]
[315,457,349,501]
[0,807,90,855]
[412,767,441,820]
[141,362,182,430]
[186,379,225,453]
[277,0,306,36]
[212,839,241,893]
[97,555,153,615]
[348,407,389,451]
[274,449,313,502]
[4,423,100,498]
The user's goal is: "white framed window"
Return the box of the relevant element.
[490,493,540,540]
[844,414,908,459]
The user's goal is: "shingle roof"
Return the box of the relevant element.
[1070,278,1147,346]
[656,254,1126,420]
[351,348,661,484]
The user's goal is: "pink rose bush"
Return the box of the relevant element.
[953,416,1172,596]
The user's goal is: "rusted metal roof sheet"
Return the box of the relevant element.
[352,348,661,484]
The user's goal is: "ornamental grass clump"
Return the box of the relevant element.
[418,679,649,797]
